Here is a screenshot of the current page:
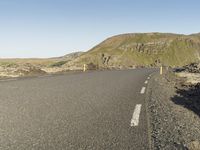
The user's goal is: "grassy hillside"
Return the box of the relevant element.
[65,33,200,69]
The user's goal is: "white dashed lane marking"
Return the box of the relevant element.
[131,75,151,127]
[140,87,146,94]
[131,104,142,127]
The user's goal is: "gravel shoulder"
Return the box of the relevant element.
[146,71,200,150]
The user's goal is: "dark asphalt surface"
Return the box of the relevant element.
[0,69,154,150]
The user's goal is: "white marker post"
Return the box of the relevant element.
[83,64,86,72]
[160,66,163,75]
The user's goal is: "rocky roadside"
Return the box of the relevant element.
[147,71,200,150]
[0,63,80,78]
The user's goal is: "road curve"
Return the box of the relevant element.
[0,69,154,150]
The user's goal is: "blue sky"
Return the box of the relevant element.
[0,0,199,58]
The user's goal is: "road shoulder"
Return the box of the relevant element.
[146,72,200,150]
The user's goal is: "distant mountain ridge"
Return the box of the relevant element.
[51,52,84,60]
[64,33,200,69]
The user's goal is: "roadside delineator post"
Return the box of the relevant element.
[83,64,86,72]
[160,66,163,75]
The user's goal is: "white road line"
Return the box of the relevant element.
[140,87,146,94]
[144,80,148,84]
[131,104,142,127]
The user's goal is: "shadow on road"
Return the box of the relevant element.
[171,83,200,117]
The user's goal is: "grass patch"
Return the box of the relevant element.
[0,62,18,68]
[50,61,68,67]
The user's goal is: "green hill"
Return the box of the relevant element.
[65,33,200,69]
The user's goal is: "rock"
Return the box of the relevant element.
[100,53,111,66]
[178,63,200,73]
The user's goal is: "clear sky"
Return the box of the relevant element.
[0,0,199,58]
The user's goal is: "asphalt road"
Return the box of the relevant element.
[0,69,154,150]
